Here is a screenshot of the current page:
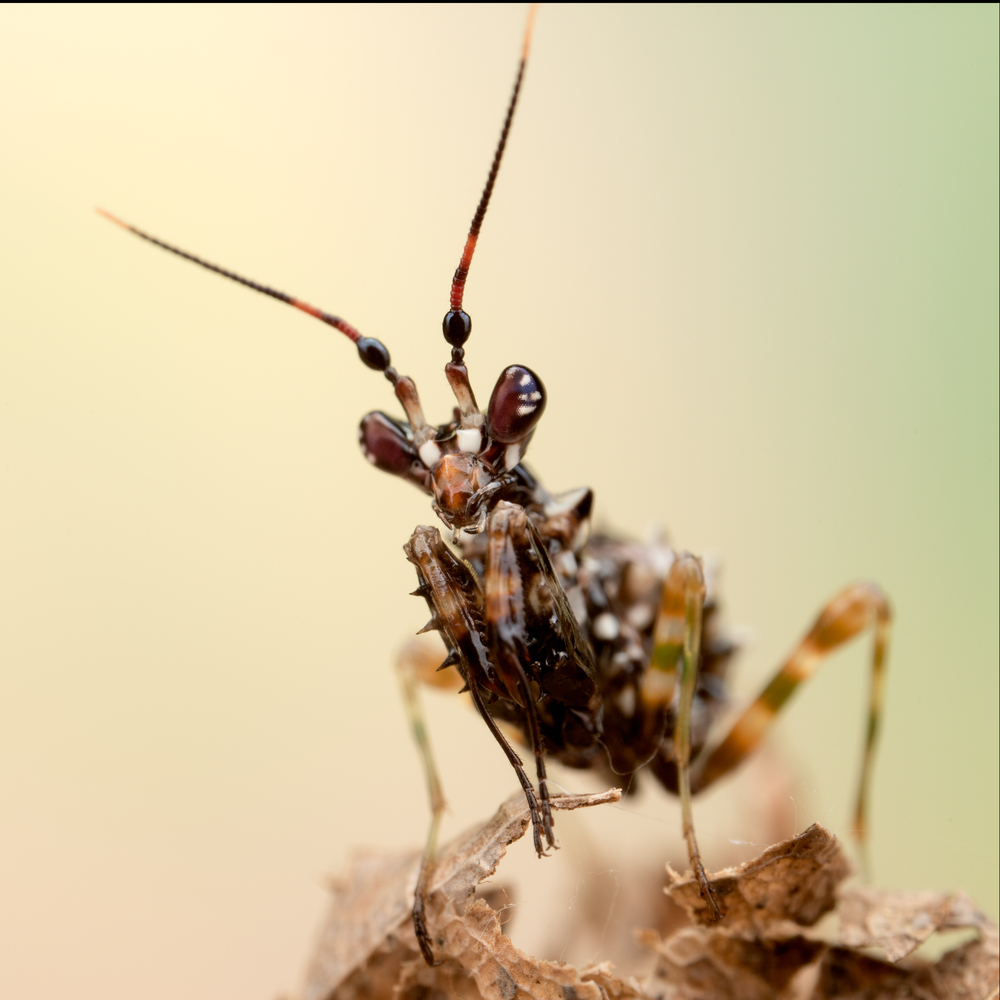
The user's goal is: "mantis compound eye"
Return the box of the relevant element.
[358,412,433,494]
[358,411,417,476]
[486,365,546,444]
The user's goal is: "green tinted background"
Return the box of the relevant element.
[1,5,996,998]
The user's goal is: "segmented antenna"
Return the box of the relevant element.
[95,208,395,378]
[442,3,538,355]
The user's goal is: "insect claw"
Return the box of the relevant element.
[417,617,442,635]
[541,805,556,850]
[410,584,431,599]
[531,826,545,856]
[457,682,470,694]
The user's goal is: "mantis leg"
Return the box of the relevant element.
[396,640,448,966]
[692,582,891,868]
[650,552,722,919]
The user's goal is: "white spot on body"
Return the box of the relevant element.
[555,550,578,579]
[456,427,482,453]
[528,578,554,617]
[593,612,620,641]
[624,562,658,602]
[626,602,655,631]
[567,586,588,627]
[615,686,636,717]
[504,443,521,470]
[418,440,442,468]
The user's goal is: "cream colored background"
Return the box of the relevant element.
[1,5,997,998]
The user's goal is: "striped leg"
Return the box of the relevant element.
[653,553,722,920]
[692,582,892,860]
[396,640,450,966]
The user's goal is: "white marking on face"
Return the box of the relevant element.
[593,612,620,641]
[456,427,482,453]
[418,440,442,468]
[504,442,521,470]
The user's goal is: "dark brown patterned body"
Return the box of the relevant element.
[404,464,739,802]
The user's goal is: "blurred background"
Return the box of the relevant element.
[0,5,996,998]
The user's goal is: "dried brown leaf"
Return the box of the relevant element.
[839,886,997,962]
[664,824,850,934]
[642,925,824,1000]
[579,961,646,1000]
[302,848,420,1000]
[643,917,1000,1000]
[298,789,622,1000]
[920,934,1000,1000]
[426,896,603,1000]
[807,945,912,1000]
[808,936,1000,1000]
[647,830,999,1000]
[300,800,998,1000]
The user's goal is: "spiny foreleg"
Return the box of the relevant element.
[403,525,551,858]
